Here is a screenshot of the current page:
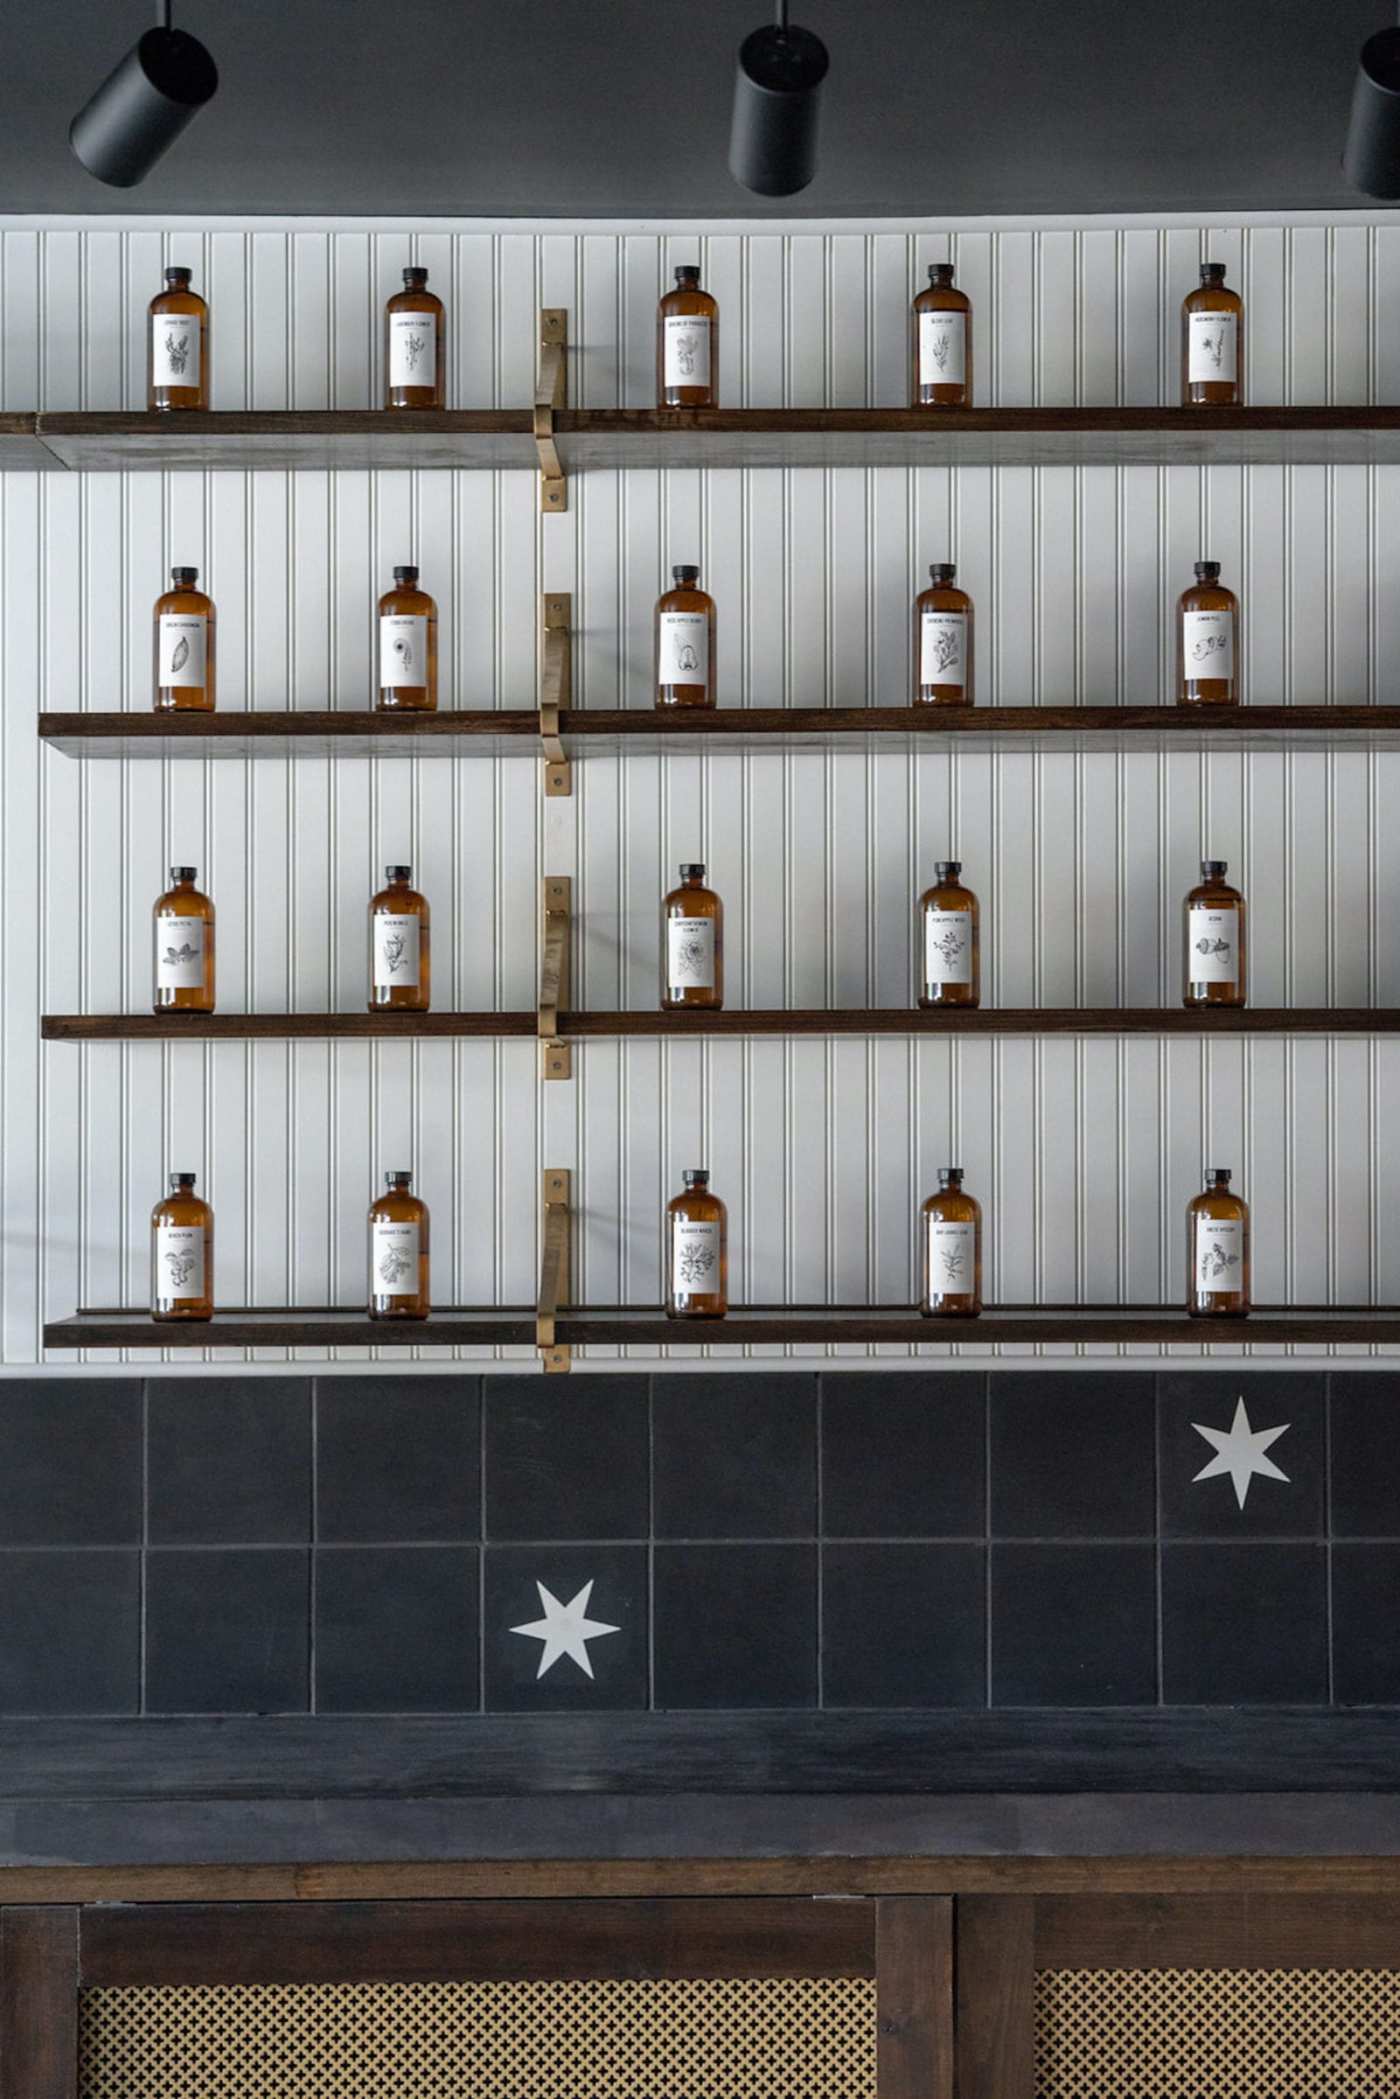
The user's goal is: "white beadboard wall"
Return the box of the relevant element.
[6,210,1400,1375]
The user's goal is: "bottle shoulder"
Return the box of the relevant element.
[155,588,213,616]
[155,885,212,914]
[378,587,436,617]
[916,585,973,614]
[664,884,719,913]
[1186,880,1242,907]
[657,586,714,615]
[913,285,971,316]
[921,882,976,912]
[659,289,717,320]
[370,884,427,913]
[386,288,445,319]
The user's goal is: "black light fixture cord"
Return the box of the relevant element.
[775,0,788,34]
[158,0,172,27]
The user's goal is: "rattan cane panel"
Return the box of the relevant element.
[1036,1968,1400,2098]
[79,1975,877,2099]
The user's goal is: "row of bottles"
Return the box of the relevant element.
[147,556,1241,716]
[150,858,1247,1017]
[150,1163,1251,1325]
[146,260,1246,414]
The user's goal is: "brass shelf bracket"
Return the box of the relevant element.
[540,590,572,797]
[537,1166,572,1373]
[535,308,568,513]
[539,876,572,1081]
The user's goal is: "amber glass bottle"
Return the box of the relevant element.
[1186,1168,1251,1318]
[369,865,430,1012]
[914,563,974,705]
[657,265,719,409]
[920,1167,982,1317]
[368,1170,431,1318]
[153,566,215,712]
[377,565,438,711]
[1184,859,1246,1008]
[153,866,215,1014]
[1182,262,1244,406]
[911,262,972,407]
[661,864,724,1010]
[151,1172,213,1321]
[1177,561,1238,706]
[385,266,445,409]
[666,1169,728,1318]
[918,861,980,1008]
[655,566,716,709]
[148,266,208,410]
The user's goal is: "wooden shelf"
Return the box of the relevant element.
[40,1007,1400,1043]
[10,406,1400,474]
[43,1303,1400,1350]
[38,704,1400,760]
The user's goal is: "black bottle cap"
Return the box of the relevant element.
[682,1168,709,1186]
[675,265,701,284]
[934,860,963,882]
[671,564,700,584]
[928,261,955,285]
[403,266,428,285]
[170,565,198,585]
[1207,1166,1232,1182]
[392,564,419,584]
[680,862,706,880]
[938,1167,964,1186]
[385,864,412,881]
[170,1171,197,1187]
[170,864,197,882]
[1194,560,1221,581]
[929,562,957,584]
[387,1169,413,1186]
[1201,858,1228,877]
[164,266,192,285]
[1201,261,1227,281]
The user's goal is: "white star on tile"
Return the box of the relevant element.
[510,1579,621,1681]
[1191,1396,1291,1510]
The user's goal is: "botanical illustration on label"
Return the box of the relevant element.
[155,1223,205,1301]
[928,1217,975,1294]
[658,610,709,685]
[1182,610,1234,679]
[672,1219,720,1292]
[389,310,437,387]
[924,908,973,985]
[155,916,206,989]
[151,313,200,387]
[663,313,711,387]
[372,1219,420,1294]
[379,614,428,688]
[920,610,967,689]
[1187,906,1238,984]
[1187,310,1237,382]
[919,309,966,386]
[1196,1214,1243,1291]
[373,912,420,989]
[667,916,715,990]
[159,613,207,687]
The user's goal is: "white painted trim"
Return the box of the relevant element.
[2,209,1400,236]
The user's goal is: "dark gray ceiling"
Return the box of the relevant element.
[4,0,1386,218]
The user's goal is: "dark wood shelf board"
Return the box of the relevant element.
[40,704,1400,759]
[41,1007,1400,1043]
[10,406,1400,474]
[43,1302,1400,1350]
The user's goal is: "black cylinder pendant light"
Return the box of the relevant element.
[728,0,829,198]
[69,0,218,188]
[1343,22,1400,197]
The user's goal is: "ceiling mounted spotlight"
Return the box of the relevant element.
[1343,20,1400,197]
[69,0,218,188]
[728,0,829,198]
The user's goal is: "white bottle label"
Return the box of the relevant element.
[919,309,966,386]
[372,912,421,990]
[663,313,712,388]
[1188,310,1237,383]
[1183,610,1234,679]
[1186,906,1239,985]
[672,1219,721,1294]
[389,310,437,388]
[658,610,709,685]
[920,610,967,690]
[158,613,207,688]
[928,1218,976,1295]
[372,1219,420,1296]
[155,916,206,990]
[1195,1215,1244,1293]
[379,614,429,688]
[924,908,973,986]
[667,916,715,990]
[154,1223,205,1303]
[151,312,200,389]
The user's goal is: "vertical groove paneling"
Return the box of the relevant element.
[5,211,1400,1371]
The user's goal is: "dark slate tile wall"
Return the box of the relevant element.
[0,1369,1395,1717]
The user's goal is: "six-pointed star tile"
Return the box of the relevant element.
[510,1578,620,1680]
[1191,1395,1291,1510]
